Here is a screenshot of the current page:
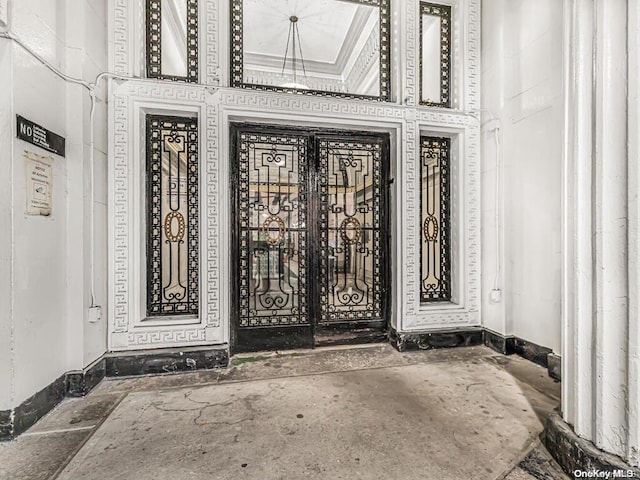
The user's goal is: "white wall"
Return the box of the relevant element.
[481,0,563,353]
[0,0,108,409]
[0,25,14,411]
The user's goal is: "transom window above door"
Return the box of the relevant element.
[230,0,391,100]
[146,0,199,82]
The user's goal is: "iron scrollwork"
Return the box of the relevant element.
[318,138,384,323]
[236,131,309,328]
[146,116,199,316]
[234,127,388,333]
[420,136,451,302]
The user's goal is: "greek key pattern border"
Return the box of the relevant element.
[204,0,219,84]
[109,0,481,348]
[128,328,206,347]
[112,94,130,333]
[205,102,220,327]
[110,82,220,348]
[112,0,129,75]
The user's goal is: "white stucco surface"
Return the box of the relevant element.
[0,0,108,408]
[481,0,563,354]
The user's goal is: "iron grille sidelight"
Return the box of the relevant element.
[146,116,199,316]
[420,135,451,302]
[419,2,452,108]
[235,130,309,327]
[318,138,384,323]
[146,0,199,82]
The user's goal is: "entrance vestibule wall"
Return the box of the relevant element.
[480,0,563,354]
[106,0,482,352]
[0,0,109,414]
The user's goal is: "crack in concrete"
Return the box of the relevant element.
[148,389,277,427]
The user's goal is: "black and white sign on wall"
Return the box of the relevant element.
[16,115,66,158]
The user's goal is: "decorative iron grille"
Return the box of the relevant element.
[420,136,451,302]
[146,116,199,316]
[419,2,452,107]
[230,0,391,101]
[146,0,199,82]
[235,130,309,327]
[318,137,385,323]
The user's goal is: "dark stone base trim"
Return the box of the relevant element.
[66,357,107,397]
[544,413,640,477]
[547,353,561,381]
[1,345,230,441]
[315,327,388,348]
[483,329,516,355]
[10,373,67,439]
[389,327,561,381]
[513,337,552,368]
[105,346,229,377]
[0,409,11,440]
[388,327,484,352]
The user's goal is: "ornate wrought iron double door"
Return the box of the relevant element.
[232,125,389,352]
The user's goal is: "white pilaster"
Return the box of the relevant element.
[562,0,638,465]
[627,0,640,466]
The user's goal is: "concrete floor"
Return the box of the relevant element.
[0,345,568,480]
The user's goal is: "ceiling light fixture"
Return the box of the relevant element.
[280,15,308,89]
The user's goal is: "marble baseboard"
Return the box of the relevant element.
[547,353,561,381]
[105,347,229,377]
[66,357,107,397]
[12,374,67,438]
[390,328,561,381]
[544,413,640,477]
[483,330,561,379]
[388,327,484,352]
[1,346,230,441]
[513,337,553,368]
[0,409,12,440]
[483,329,516,355]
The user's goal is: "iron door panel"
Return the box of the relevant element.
[232,127,312,352]
[316,135,388,328]
[232,125,389,353]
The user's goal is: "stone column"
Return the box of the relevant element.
[546,0,640,472]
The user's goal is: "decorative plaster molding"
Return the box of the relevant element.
[112,93,130,334]
[109,81,220,350]
[345,23,380,93]
[112,0,129,75]
[401,0,481,331]
[204,0,219,84]
[405,0,418,105]
[128,328,206,347]
[466,0,480,111]
[108,0,481,350]
[242,69,346,93]
[403,118,419,317]
[127,82,206,102]
[205,102,220,327]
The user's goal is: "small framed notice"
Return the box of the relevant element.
[24,151,53,216]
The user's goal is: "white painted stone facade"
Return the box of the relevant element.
[106,0,482,351]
